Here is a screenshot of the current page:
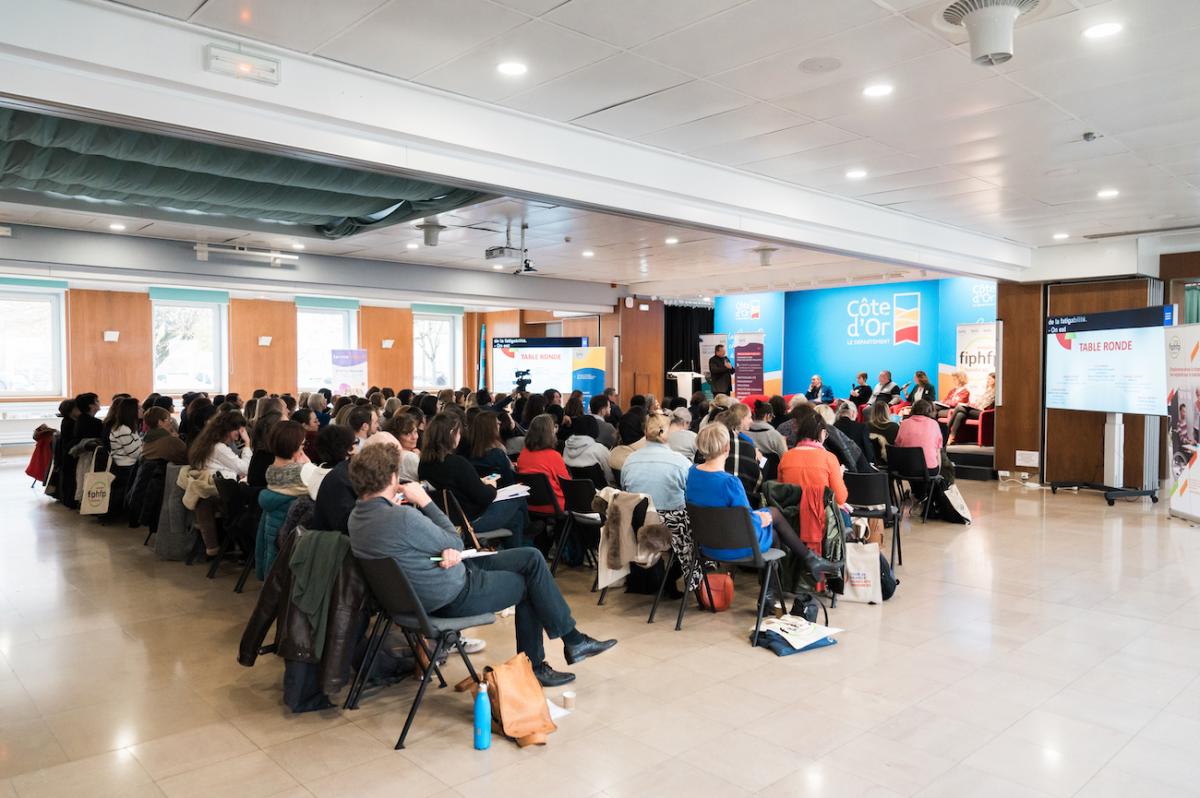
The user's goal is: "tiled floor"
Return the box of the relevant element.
[3,462,1200,797]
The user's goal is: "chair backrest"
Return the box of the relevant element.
[762,451,780,482]
[431,489,482,548]
[886,445,936,480]
[560,478,597,515]
[844,470,889,507]
[685,504,766,567]
[516,471,563,516]
[357,556,438,638]
[569,463,607,490]
[212,473,245,517]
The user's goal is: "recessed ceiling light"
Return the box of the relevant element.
[845,169,868,180]
[664,237,679,245]
[1053,232,1070,240]
[862,83,893,98]
[108,223,126,231]
[581,250,594,258]
[406,242,420,249]
[291,243,305,250]
[496,61,527,76]
[1097,188,1120,199]
[492,263,504,270]
[1083,22,1123,39]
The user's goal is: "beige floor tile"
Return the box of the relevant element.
[303,752,448,798]
[264,724,392,783]
[912,764,1053,797]
[680,729,803,791]
[964,732,1115,797]
[757,761,901,798]
[0,718,69,780]
[128,721,258,780]
[606,756,751,798]
[444,755,599,798]
[609,704,733,756]
[156,751,300,798]
[43,688,223,759]
[1106,735,1200,792]
[821,733,956,795]
[230,707,349,750]
[1073,765,1199,798]
[10,750,153,798]
[872,706,996,762]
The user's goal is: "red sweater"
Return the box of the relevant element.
[516,448,569,514]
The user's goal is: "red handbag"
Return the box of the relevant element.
[696,573,734,611]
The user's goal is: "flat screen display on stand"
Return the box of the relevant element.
[1044,305,1172,416]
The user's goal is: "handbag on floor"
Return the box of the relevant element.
[482,653,557,747]
[80,449,115,516]
[841,538,883,604]
[696,572,734,611]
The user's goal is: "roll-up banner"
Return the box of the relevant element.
[698,333,727,396]
[1166,323,1200,522]
[732,332,765,396]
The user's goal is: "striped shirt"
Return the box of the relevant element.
[108,425,142,466]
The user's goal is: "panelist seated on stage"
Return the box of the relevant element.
[849,373,872,406]
[804,374,834,404]
[868,370,903,406]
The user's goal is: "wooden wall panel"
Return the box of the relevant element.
[360,306,412,390]
[68,289,153,400]
[1044,278,1151,487]
[994,282,1043,474]
[618,299,665,399]
[229,299,297,398]
[463,312,481,390]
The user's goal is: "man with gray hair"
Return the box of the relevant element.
[307,391,331,428]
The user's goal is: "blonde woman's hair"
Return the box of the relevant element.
[718,402,750,432]
[696,422,731,461]
[644,412,670,443]
[953,370,969,385]
[813,404,836,425]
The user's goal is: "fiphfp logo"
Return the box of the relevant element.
[892,292,920,345]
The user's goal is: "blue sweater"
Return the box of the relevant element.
[685,465,771,560]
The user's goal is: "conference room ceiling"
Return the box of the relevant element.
[0,195,924,298]
[106,0,1200,248]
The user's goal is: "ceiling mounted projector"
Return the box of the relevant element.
[943,0,1039,66]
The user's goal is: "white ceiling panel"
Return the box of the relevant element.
[191,0,388,53]
[688,122,860,166]
[711,15,948,102]
[636,103,805,154]
[504,53,689,122]
[574,81,748,139]
[111,0,206,18]
[744,138,897,181]
[544,0,744,49]
[490,0,567,14]
[782,156,942,191]
[633,0,887,77]
[414,20,617,103]
[858,178,996,207]
[316,0,528,79]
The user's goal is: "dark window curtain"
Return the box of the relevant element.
[663,305,714,375]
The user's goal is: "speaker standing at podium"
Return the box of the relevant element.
[708,344,735,396]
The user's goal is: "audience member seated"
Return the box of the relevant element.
[521,394,547,429]
[936,369,971,420]
[563,414,615,486]
[768,395,788,429]
[557,391,585,441]
[814,404,871,473]
[905,370,935,405]
[803,374,834,404]
[867,400,900,446]
[667,407,697,461]
[141,406,188,465]
[291,408,320,461]
[833,400,875,466]
[947,372,995,445]
[248,398,284,488]
[542,389,564,425]
[68,392,104,507]
[468,411,516,488]
[603,387,622,425]
[776,395,811,446]
[687,424,837,597]
[608,407,647,472]
[517,414,570,519]
[381,412,422,482]
[310,425,360,533]
[849,372,872,406]
[588,394,617,448]
[620,413,689,511]
[896,400,955,484]
[347,405,379,452]
[715,403,764,501]
[746,400,788,459]
[105,396,143,518]
[778,408,851,547]
[188,410,252,555]
[347,443,615,687]
[687,391,708,433]
[264,421,327,498]
[868,370,902,406]
[422,412,529,547]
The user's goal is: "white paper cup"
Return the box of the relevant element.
[560,691,576,709]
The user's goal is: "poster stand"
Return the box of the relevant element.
[1050,412,1158,506]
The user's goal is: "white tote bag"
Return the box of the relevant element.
[842,540,883,604]
[80,450,114,516]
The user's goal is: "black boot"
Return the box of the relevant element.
[799,546,840,580]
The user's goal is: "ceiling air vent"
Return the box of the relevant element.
[943,0,1040,65]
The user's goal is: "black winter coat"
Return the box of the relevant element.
[126,457,167,530]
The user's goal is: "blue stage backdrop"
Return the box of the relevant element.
[712,291,786,395]
[716,277,996,399]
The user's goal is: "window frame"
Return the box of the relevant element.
[412,312,463,391]
[150,298,228,395]
[0,287,66,398]
[296,306,359,393]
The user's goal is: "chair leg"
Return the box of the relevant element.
[921,483,934,523]
[590,572,599,593]
[550,516,573,576]
[647,550,676,624]
[771,563,787,619]
[675,572,691,631]
[344,614,388,710]
[751,563,772,647]
[415,636,447,688]
[143,527,154,546]
[454,635,482,684]
[701,572,718,614]
[597,586,609,606]
[206,530,236,579]
[233,554,255,593]
[395,635,447,750]
[184,531,204,566]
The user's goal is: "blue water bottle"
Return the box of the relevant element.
[473,682,492,750]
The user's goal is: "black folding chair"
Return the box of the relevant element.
[675,505,787,646]
[432,489,512,549]
[844,470,903,568]
[555,478,603,578]
[345,557,494,749]
[886,445,946,525]
[761,452,780,482]
[516,471,566,549]
[568,463,608,491]
[208,475,253,579]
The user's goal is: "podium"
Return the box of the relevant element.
[666,371,703,400]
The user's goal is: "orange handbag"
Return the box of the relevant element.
[696,572,734,611]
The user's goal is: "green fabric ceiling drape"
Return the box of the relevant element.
[0,108,490,238]
[1185,284,1200,325]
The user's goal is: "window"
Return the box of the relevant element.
[413,313,462,390]
[297,307,357,392]
[0,289,65,397]
[152,301,226,393]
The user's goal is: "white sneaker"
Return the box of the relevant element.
[461,637,487,655]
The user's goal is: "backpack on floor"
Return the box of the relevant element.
[879,553,898,601]
[696,572,734,611]
[930,483,972,525]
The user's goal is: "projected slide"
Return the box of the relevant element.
[1045,306,1171,416]
[491,342,606,402]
